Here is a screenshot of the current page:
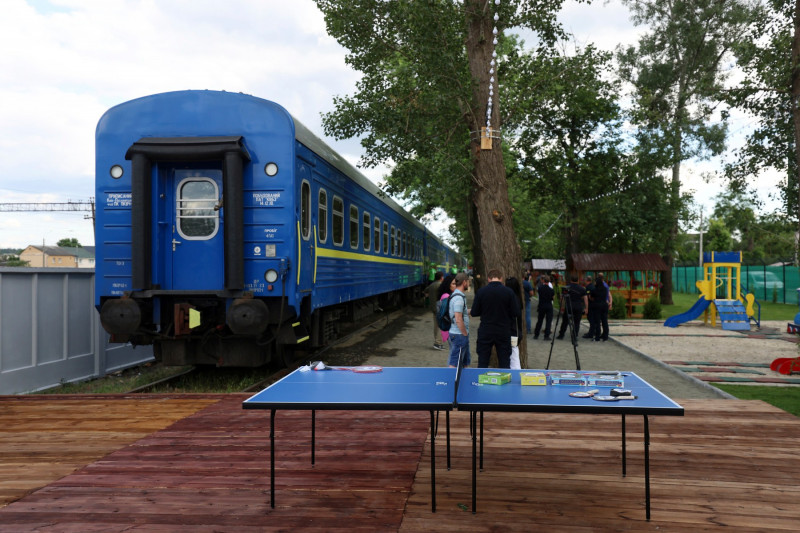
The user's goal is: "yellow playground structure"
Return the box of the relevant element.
[664,251,757,330]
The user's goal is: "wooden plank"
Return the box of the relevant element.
[0,396,431,531]
[0,396,219,507]
[3,396,800,531]
[401,399,800,531]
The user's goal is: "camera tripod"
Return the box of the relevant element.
[546,289,582,370]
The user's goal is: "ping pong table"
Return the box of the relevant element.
[244,366,683,519]
[242,366,457,512]
[456,369,685,519]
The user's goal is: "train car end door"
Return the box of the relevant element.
[164,167,224,290]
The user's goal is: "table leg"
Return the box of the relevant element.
[644,415,651,521]
[430,410,437,512]
[311,410,316,466]
[270,409,275,509]
[621,414,626,477]
[471,411,477,514]
[479,411,484,471]
[446,410,451,470]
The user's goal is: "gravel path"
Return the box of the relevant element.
[318,301,800,400]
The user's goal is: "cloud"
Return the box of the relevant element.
[0,0,359,248]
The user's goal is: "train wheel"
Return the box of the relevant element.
[275,343,299,368]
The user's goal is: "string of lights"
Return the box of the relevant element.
[537,212,563,239]
[575,172,663,205]
[487,0,500,131]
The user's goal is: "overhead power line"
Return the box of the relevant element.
[0,199,94,212]
[0,199,96,230]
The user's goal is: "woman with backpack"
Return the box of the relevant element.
[436,274,456,346]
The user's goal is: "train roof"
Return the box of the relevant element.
[100,90,449,246]
[289,117,428,233]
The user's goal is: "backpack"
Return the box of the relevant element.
[437,293,464,331]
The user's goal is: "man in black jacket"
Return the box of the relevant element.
[470,269,520,368]
[533,275,554,340]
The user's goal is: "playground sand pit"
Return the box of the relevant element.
[609,319,800,385]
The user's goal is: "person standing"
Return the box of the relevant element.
[447,273,471,368]
[426,272,445,350]
[557,275,587,344]
[470,269,520,369]
[505,277,525,369]
[437,274,456,346]
[533,275,554,340]
[522,273,534,334]
[590,274,610,341]
[583,276,598,340]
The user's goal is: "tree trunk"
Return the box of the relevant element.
[661,124,683,306]
[467,191,486,290]
[464,0,520,282]
[465,0,524,367]
[792,0,800,259]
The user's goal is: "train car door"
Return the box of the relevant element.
[163,167,225,290]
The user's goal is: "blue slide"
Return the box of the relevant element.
[664,297,712,328]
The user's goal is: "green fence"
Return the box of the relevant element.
[672,263,800,305]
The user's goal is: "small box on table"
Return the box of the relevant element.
[586,372,624,388]
[548,372,588,386]
[520,372,546,386]
[478,372,511,385]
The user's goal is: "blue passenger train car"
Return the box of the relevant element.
[95,90,464,366]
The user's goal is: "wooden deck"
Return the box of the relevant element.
[1,395,799,531]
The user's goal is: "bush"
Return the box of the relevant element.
[609,294,627,319]
[643,295,662,319]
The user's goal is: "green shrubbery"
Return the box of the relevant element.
[609,294,627,319]
[643,295,662,319]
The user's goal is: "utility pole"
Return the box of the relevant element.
[698,211,704,267]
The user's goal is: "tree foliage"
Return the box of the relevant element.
[314,0,568,290]
[617,0,758,303]
[57,238,81,248]
[725,0,797,227]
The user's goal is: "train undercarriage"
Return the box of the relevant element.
[100,287,420,367]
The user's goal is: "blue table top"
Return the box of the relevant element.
[243,366,457,410]
[456,369,684,415]
[243,367,683,416]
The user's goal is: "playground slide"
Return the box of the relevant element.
[663,297,712,328]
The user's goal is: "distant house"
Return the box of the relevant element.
[19,245,95,269]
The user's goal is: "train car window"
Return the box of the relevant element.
[318,189,328,243]
[301,181,311,240]
[176,177,219,240]
[391,225,396,256]
[333,196,344,246]
[402,232,407,258]
[383,221,389,254]
[349,205,359,249]
[362,212,371,251]
[374,217,380,253]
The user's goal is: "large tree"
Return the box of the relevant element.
[617,0,758,304]
[314,0,566,291]
[511,44,650,259]
[725,0,799,255]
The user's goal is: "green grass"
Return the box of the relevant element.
[660,291,798,322]
[34,363,194,394]
[32,363,276,395]
[713,384,800,417]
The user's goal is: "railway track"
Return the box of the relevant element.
[125,305,408,394]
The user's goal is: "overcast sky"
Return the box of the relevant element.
[0,0,778,250]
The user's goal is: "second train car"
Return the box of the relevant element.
[95,90,466,366]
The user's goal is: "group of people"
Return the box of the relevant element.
[426,268,615,369]
[529,273,610,344]
[425,269,521,369]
